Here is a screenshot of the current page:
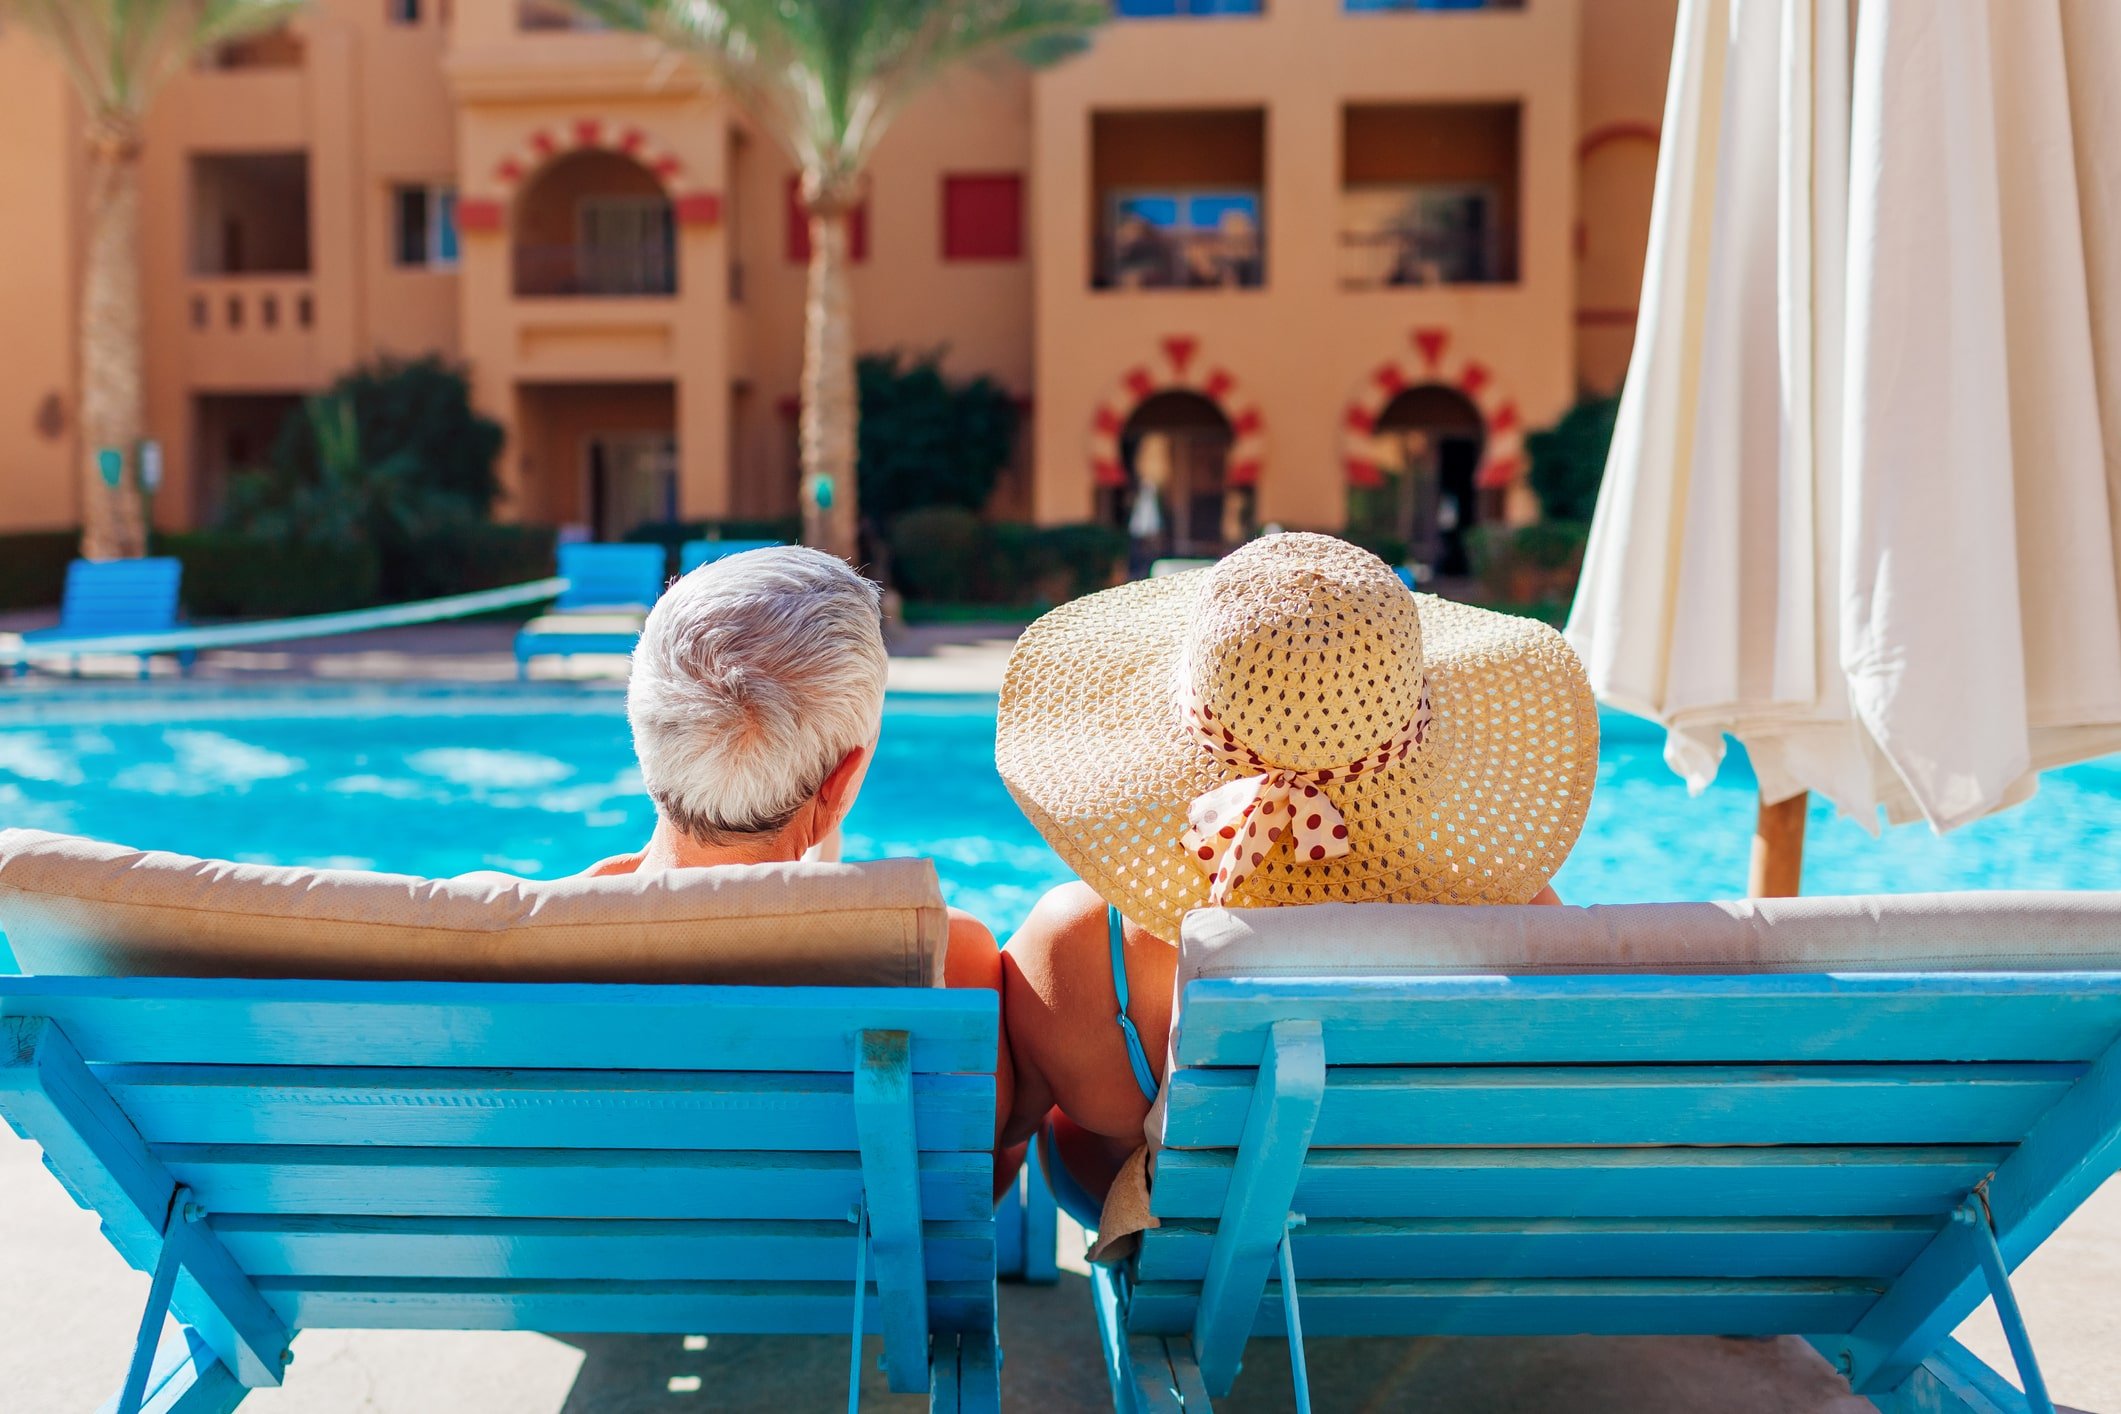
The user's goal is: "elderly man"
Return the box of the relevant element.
[586,546,1015,1177]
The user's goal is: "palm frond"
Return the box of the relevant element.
[0,0,305,118]
[572,0,1104,189]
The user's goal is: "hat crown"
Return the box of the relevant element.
[1184,533,1426,772]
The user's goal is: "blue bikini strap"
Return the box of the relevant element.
[1109,904,1159,1102]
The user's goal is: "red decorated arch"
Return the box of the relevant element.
[456,118,721,232]
[1087,336,1266,490]
[1341,327,1525,491]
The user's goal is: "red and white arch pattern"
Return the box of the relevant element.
[1341,327,1524,491]
[1087,336,1266,489]
[459,118,720,230]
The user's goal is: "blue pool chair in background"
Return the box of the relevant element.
[0,832,1004,1412]
[12,557,193,680]
[513,542,669,679]
[996,1146,1061,1286]
[680,538,783,575]
[1094,895,2121,1414]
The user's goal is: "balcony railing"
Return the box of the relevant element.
[188,278,316,334]
[1338,224,1512,288]
[515,242,677,298]
[1094,228,1265,291]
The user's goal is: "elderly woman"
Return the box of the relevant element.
[993,533,1597,1234]
[586,546,1016,1181]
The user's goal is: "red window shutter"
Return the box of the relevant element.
[942,173,1023,261]
[787,176,869,264]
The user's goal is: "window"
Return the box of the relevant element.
[1115,0,1261,14]
[786,177,868,263]
[387,0,420,22]
[1102,190,1264,289]
[578,197,676,294]
[941,174,1023,261]
[393,185,459,269]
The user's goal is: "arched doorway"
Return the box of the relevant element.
[1101,391,1248,563]
[513,149,676,297]
[1348,384,1486,578]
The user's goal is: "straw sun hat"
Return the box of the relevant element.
[997,532,1600,942]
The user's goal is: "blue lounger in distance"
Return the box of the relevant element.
[680,538,782,575]
[514,542,669,678]
[13,557,193,680]
[1092,894,2121,1414]
[0,829,1003,1413]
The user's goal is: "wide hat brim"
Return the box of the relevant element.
[996,571,1601,942]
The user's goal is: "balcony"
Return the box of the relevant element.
[513,150,678,299]
[1092,109,1266,292]
[182,278,321,389]
[515,241,676,298]
[1340,102,1519,289]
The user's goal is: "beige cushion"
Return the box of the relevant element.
[1178,893,2121,989]
[0,829,948,988]
[520,611,646,635]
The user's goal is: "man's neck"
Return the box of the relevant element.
[636,817,808,872]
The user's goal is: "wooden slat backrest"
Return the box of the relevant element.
[1133,970,2121,1362]
[555,543,666,611]
[57,557,183,634]
[0,977,997,1373]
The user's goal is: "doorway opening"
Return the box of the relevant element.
[1348,384,1486,577]
[1101,390,1251,562]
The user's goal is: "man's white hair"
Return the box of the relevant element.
[627,546,887,842]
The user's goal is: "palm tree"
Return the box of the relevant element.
[1,0,303,560]
[577,0,1104,563]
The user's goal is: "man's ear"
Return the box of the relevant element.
[812,744,871,831]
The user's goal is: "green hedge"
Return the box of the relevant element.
[1466,520,1591,608]
[156,532,383,618]
[0,530,79,611]
[886,513,1127,605]
[156,523,558,619]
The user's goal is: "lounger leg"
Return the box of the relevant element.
[1276,1221,1312,1414]
[847,1203,870,1414]
[1958,1202,2055,1414]
[958,1320,1000,1414]
[96,1326,250,1414]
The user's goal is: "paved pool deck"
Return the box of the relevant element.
[2,617,2118,1409]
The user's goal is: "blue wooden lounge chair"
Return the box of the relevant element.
[681,538,782,575]
[1091,895,2121,1414]
[0,832,1002,1413]
[13,557,192,680]
[513,543,668,678]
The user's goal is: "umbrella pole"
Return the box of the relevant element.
[1749,791,1808,897]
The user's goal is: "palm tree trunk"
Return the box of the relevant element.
[799,207,860,564]
[79,123,149,561]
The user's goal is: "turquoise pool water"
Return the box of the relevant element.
[1,688,2117,948]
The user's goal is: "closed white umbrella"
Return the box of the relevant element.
[1568,0,2121,891]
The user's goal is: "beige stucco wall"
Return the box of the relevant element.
[1031,0,1581,531]
[0,35,80,534]
[0,0,1679,540]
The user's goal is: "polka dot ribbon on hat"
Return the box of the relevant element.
[1178,687,1432,904]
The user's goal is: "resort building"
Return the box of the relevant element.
[0,0,1674,564]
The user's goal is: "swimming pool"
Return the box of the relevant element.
[1,687,2117,952]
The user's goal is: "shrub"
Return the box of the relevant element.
[0,530,80,611]
[888,507,988,602]
[1466,521,1591,607]
[1526,394,1620,522]
[156,531,381,617]
[1338,529,1410,569]
[1005,525,1128,602]
[267,356,504,514]
[858,351,1019,525]
[392,523,558,604]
